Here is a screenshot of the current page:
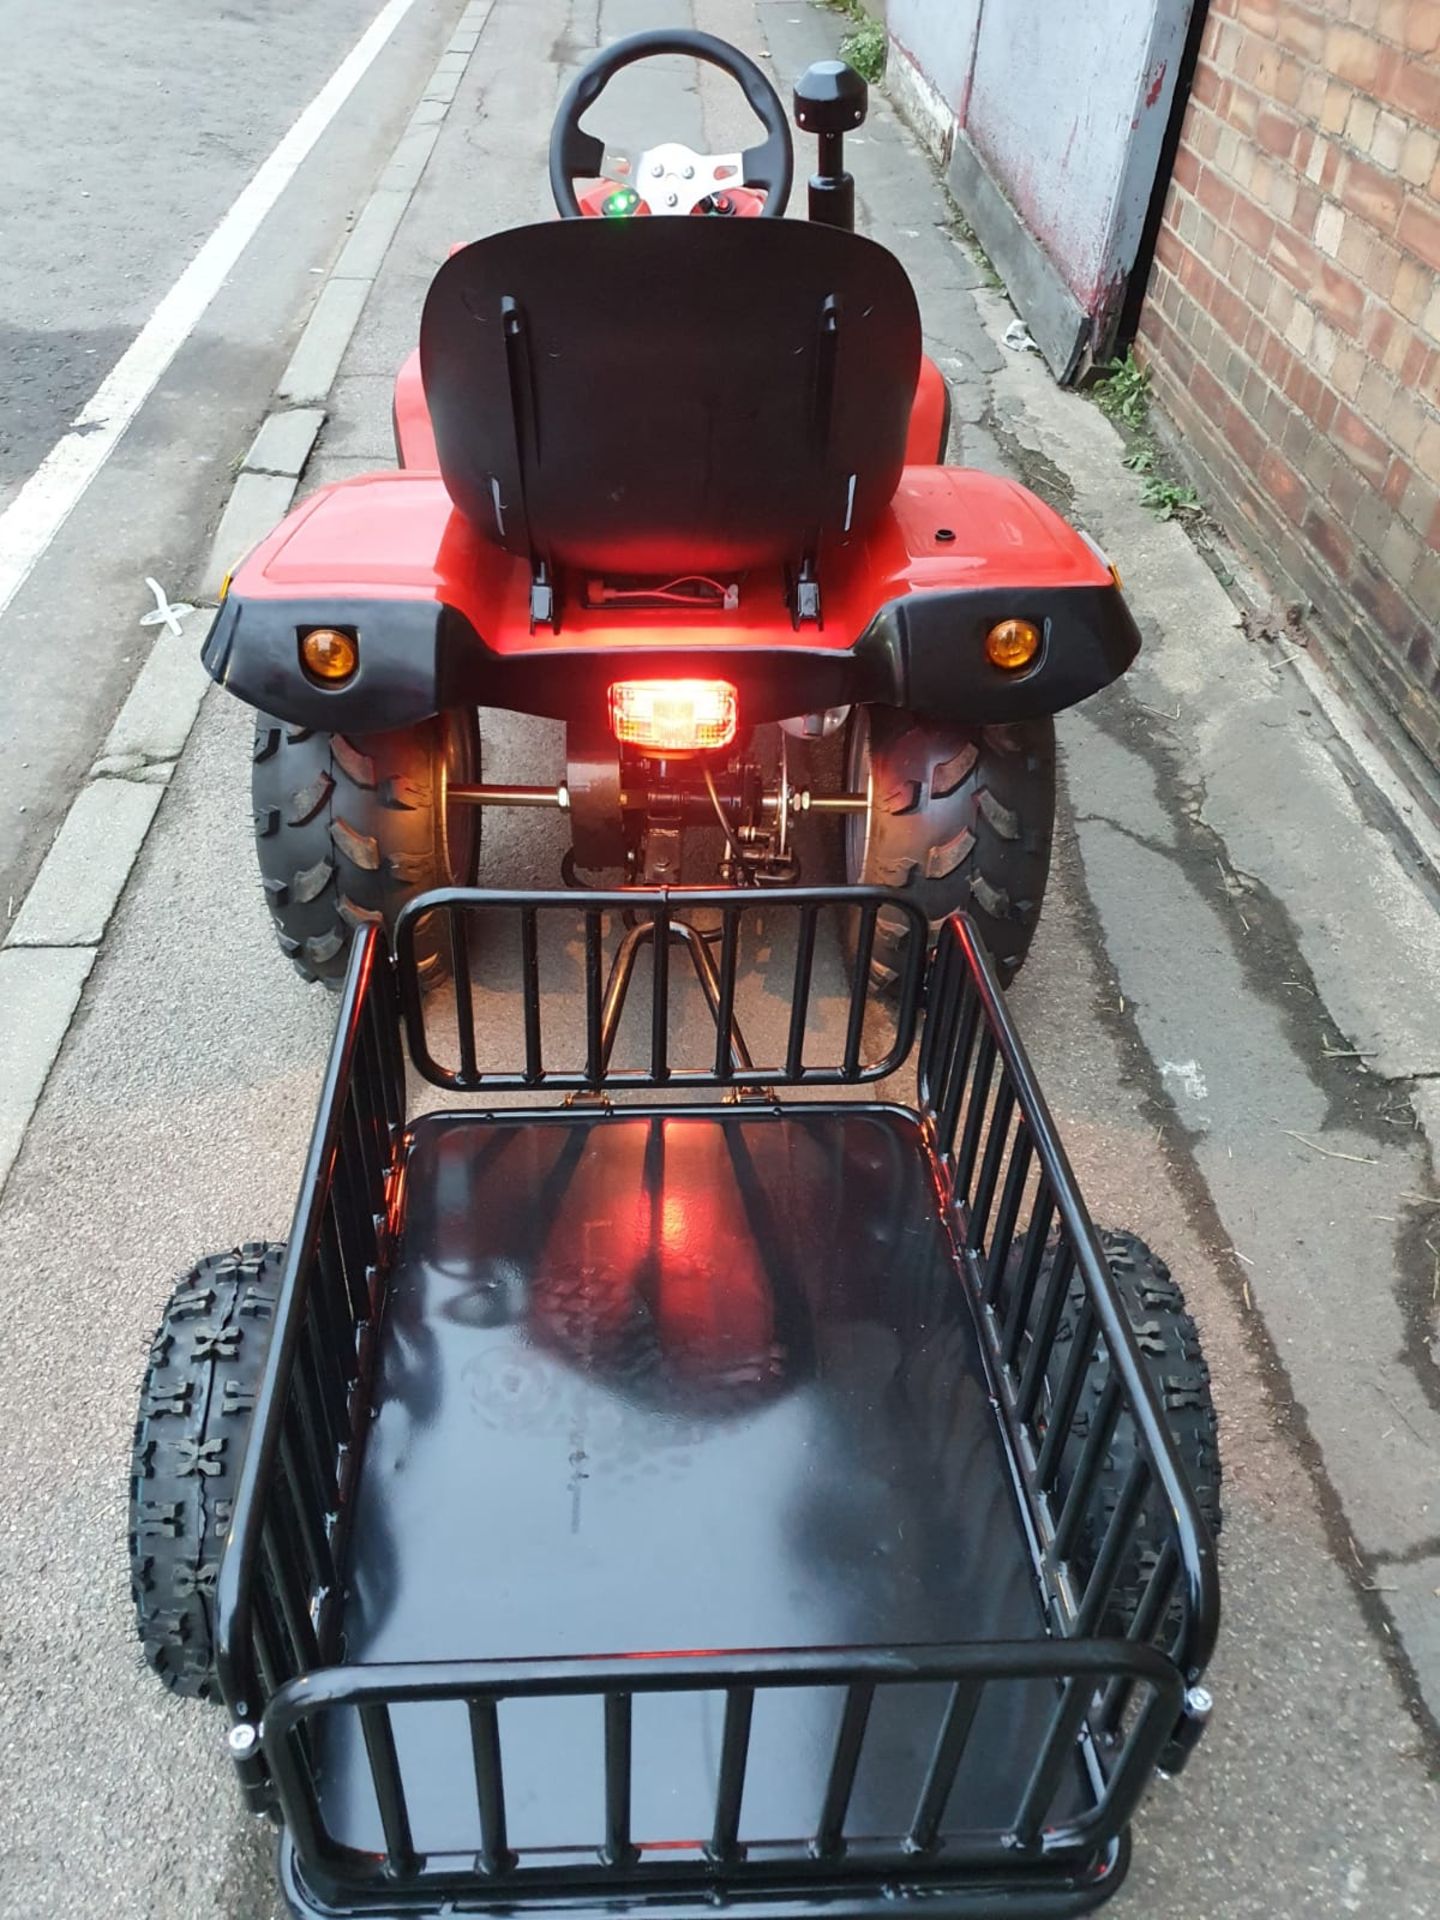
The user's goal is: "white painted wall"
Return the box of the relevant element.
[887,0,983,115]
[886,0,1192,360]
[964,0,1186,306]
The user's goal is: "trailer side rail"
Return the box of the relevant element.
[393,885,930,1092]
[261,1641,1181,1910]
[214,925,405,1730]
[918,914,1221,1744]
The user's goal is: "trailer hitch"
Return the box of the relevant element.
[590,913,774,1102]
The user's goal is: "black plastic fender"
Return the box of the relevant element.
[202,583,1140,733]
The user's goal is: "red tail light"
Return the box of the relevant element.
[608,679,738,753]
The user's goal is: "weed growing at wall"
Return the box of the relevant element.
[823,3,887,85]
[1095,354,1205,521]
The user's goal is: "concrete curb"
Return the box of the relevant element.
[275,278,374,409]
[0,0,494,1201]
[0,949,97,1189]
[6,782,167,948]
[0,601,216,1199]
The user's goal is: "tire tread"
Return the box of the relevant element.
[1054,1231,1222,1633]
[847,710,1056,986]
[128,1244,285,1700]
[250,714,479,984]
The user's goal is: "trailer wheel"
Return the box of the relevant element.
[128,1244,285,1700]
[843,708,1055,989]
[251,711,480,986]
[1051,1231,1221,1637]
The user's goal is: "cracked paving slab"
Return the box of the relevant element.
[1073,792,1438,1562]
[978,326,1440,1088]
[966,266,1440,1707]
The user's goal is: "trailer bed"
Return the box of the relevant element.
[323,1105,1072,1855]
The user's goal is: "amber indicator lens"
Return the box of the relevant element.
[301,627,359,683]
[985,618,1041,671]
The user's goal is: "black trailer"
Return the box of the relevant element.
[130,887,1220,1918]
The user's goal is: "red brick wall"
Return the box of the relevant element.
[1139,0,1440,775]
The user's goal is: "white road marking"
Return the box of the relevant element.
[139,578,195,637]
[0,0,423,623]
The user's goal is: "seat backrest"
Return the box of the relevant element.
[419,218,921,577]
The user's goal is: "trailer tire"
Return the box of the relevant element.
[1051,1231,1221,1637]
[251,711,480,986]
[843,709,1055,989]
[128,1244,286,1700]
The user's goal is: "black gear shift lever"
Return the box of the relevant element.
[792,60,868,231]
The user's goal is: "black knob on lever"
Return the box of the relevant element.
[793,60,868,232]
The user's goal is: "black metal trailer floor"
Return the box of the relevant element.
[321,1106,1082,1858]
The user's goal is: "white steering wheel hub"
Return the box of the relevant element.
[633,141,744,215]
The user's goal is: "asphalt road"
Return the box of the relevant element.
[0,0,468,923]
[0,1,1438,1917]
[0,0,383,499]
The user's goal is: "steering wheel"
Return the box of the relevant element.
[550,29,794,220]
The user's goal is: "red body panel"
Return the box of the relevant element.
[230,466,1111,656]
[392,350,435,468]
[907,356,948,463]
[218,171,1136,739]
[332,208,1102,670]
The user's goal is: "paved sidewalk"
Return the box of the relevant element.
[0,3,1436,1917]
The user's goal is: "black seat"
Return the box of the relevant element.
[419,218,921,576]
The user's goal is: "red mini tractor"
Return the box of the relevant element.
[206,31,1139,987]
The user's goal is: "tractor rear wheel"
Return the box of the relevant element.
[251,711,480,985]
[843,708,1055,988]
